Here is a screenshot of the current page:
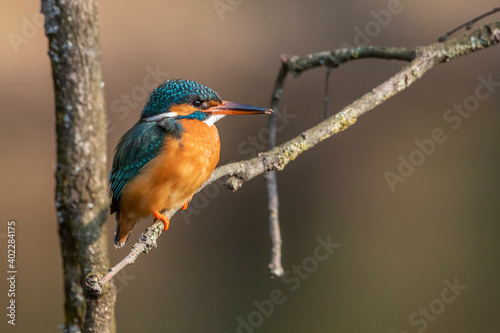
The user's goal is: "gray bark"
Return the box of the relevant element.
[41,0,116,332]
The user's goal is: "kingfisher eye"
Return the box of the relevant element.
[193,100,202,108]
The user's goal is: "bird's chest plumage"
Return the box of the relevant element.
[120,119,220,218]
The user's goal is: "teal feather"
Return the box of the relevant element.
[110,79,220,215]
[109,119,182,214]
[142,79,221,118]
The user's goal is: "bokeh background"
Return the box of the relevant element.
[1,1,500,332]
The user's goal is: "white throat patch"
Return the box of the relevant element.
[203,114,225,127]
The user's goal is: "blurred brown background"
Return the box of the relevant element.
[1,0,500,332]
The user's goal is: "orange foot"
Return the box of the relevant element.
[153,211,170,231]
[181,201,188,211]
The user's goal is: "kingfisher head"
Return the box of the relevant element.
[141,79,271,126]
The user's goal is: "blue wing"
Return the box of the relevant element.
[109,119,180,214]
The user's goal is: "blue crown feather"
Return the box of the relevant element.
[141,79,221,118]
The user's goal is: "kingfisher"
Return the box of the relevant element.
[109,79,271,248]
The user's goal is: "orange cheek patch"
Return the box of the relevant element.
[170,103,197,116]
[170,100,221,116]
[208,100,221,107]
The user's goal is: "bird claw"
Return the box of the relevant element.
[153,211,170,231]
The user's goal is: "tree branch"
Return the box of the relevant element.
[438,7,500,42]
[323,66,333,119]
[264,61,288,277]
[42,0,116,331]
[88,21,500,295]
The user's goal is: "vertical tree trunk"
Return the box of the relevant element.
[41,1,116,332]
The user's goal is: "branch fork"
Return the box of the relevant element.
[89,21,500,295]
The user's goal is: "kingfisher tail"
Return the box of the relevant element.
[113,212,135,249]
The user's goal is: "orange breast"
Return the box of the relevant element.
[120,119,221,219]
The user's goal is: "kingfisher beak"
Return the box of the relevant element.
[207,101,272,115]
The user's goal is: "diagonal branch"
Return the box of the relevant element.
[88,21,500,296]
[438,7,500,42]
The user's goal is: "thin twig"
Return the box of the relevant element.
[324,66,332,119]
[286,46,415,78]
[87,21,500,295]
[265,172,283,277]
[264,59,289,277]
[438,8,500,42]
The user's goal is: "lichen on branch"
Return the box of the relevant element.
[88,21,500,295]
